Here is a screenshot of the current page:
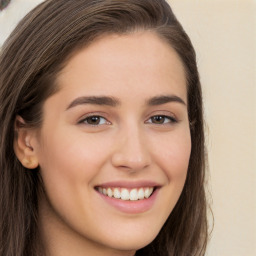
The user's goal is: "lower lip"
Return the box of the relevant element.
[96,188,159,214]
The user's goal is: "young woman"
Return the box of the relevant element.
[0,0,208,255]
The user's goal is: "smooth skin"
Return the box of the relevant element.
[15,31,191,256]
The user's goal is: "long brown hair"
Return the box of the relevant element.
[0,0,208,255]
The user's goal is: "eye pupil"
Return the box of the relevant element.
[87,116,100,125]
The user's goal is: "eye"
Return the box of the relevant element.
[147,115,177,125]
[79,115,110,126]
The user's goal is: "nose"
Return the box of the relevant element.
[111,127,151,172]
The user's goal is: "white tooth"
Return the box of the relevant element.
[102,188,107,195]
[121,189,130,200]
[107,188,113,197]
[130,189,138,201]
[113,188,121,199]
[138,188,145,200]
[98,187,103,194]
[149,187,154,195]
[144,187,150,198]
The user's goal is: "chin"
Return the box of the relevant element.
[99,227,159,252]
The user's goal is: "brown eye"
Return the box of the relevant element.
[151,116,165,124]
[80,116,109,126]
[149,115,177,125]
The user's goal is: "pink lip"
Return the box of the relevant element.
[94,181,161,214]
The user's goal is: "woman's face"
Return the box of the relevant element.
[32,31,191,255]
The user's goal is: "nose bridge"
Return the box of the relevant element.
[111,122,150,171]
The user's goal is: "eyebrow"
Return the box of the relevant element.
[146,95,186,106]
[66,94,186,110]
[66,96,120,110]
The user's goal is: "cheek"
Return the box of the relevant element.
[36,130,113,221]
[36,130,116,212]
[38,129,110,178]
[152,128,191,181]
[145,128,191,225]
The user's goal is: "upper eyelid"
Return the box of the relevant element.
[78,112,110,121]
[145,115,178,123]
[145,110,178,120]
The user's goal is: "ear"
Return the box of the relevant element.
[14,116,39,169]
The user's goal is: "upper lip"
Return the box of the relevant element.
[94,180,161,188]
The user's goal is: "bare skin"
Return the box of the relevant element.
[15,31,191,256]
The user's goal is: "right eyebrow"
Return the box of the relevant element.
[66,96,121,110]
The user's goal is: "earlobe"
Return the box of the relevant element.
[14,116,39,169]
[21,156,39,169]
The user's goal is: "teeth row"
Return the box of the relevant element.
[97,187,154,201]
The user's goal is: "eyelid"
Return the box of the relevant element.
[145,114,178,125]
[146,110,178,121]
[78,112,111,126]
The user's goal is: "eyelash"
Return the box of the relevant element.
[78,115,110,126]
[78,114,177,126]
[146,115,178,125]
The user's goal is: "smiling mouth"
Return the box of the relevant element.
[95,187,155,201]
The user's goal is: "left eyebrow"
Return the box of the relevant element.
[147,95,186,106]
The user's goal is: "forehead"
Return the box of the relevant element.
[55,31,187,102]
